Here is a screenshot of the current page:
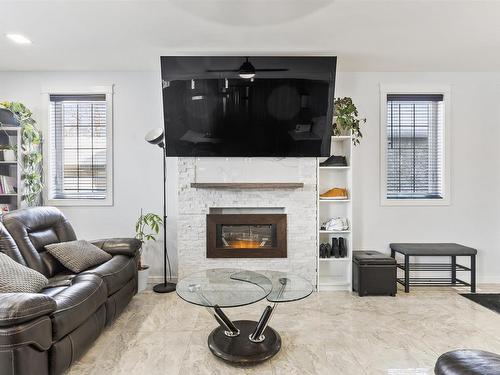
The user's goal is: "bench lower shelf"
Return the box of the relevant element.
[396,263,470,272]
[396,277,471,287]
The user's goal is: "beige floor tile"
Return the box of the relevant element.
[68,285,500,375]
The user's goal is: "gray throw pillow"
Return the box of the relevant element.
[45,240,112,273]
[0,252,49,293]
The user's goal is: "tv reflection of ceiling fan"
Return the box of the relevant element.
[206,57,289,79]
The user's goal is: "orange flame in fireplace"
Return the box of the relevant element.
[226,240,263,249]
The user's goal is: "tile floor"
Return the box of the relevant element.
[68,285,500,375]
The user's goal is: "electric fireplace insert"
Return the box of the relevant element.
[206,214,287,258]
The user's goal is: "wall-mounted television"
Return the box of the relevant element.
[160,56,337,157]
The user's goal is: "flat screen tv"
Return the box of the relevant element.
[160,56,337,157]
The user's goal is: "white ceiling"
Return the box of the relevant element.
[1,0,500,72]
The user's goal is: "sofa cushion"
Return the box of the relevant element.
[0,293,56,327]
[90,238,142,257]
[3,207,77,277]
[84,255,137,296]
[0,252,49,293]
[45,240,112,273]
[0,222,26,266]
[41,274,107,340]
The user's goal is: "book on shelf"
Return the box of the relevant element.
[0,174,17,194]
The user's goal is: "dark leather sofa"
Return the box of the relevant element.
[435,349,500,374]
[0,207,141,375]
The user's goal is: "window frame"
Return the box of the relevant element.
[379,84,451,206]
[42,86,114,207]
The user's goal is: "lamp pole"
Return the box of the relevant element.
[146,127,176,294]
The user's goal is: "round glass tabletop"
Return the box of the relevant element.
[257,270,314,303]
[176,268,313,308]
[176,268,273,308]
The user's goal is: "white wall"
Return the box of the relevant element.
[337,72,500,282]
[0,71,177,278]
[1,71,499,282]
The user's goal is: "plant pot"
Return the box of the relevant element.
[3,150,16,162]
[333,121,349,137]
[137,265,150,293]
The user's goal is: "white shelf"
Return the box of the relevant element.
[319,166,350,170]
[319,230,351,234]
[331,135,351,141]
[0,127,22,212]
[317,131,353,292]
[319,199,350,203]
[318,275,350,286]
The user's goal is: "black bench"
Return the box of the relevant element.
[389,243,477,293]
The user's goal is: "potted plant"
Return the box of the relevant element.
[333,97,367,146]
[135,210,163,292]
[0,145,16,162]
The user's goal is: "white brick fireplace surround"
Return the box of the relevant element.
[176,157,317,283]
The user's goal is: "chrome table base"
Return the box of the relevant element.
[208,320,281,364]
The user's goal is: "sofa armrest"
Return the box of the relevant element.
[90,238,142,257]
[0,293,57,327]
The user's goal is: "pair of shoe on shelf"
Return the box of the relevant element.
[320,187,348,200]
[320,155,347,167]
[319,237,347,258]
[321,217,349,231]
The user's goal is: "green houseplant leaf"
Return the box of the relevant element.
[333,97,367,146]
[135,210,163,270]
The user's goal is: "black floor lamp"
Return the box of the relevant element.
[145,128,176,293]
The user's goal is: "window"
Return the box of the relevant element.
[380,86,450,205]
[45,88,113,205]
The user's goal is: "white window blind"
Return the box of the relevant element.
[386,94,444,200]
[49,94,108,200]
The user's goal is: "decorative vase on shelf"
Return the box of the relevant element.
[3,150,16,162]
[332,118,350,137]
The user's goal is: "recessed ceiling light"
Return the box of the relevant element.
[6,34,32,45]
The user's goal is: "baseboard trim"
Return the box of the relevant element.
[477,277,500,284]
[147,275,500,286]
[147,275,178,283]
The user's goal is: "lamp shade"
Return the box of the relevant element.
[145,128,164,148]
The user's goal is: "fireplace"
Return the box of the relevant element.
[206,214,287,258]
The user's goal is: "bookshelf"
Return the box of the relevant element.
[316,135,353,291]
[0,127,22,214]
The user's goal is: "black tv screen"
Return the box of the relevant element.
[160,56,336,157]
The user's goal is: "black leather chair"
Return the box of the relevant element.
[0,206,141,375]
[435,349,500,375]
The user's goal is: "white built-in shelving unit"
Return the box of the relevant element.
[0,126,22,213]
[316,135,353,291]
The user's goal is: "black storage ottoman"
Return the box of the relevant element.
[352,251,397,297]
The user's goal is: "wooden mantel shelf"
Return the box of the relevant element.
[190,182,304,189]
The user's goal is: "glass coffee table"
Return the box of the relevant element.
[176,268,313,364]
